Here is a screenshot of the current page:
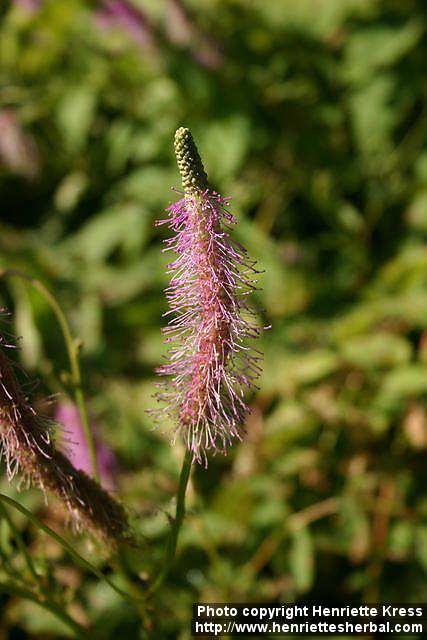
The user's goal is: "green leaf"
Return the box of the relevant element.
[407,191,427,232]
[289,526,314,593]
[237,219,311,317]
[389,521,414,561]
[349,76,396,158]
[343,22,422,83]
[12,280,43,370]
[119,166,176,208]
[376,365,427,412]
[66,203,148,263]
[340,333,411,369]
[56,86,97,153]
[54,171,88,213]
[199,115,250,183]
[415,525,427,572]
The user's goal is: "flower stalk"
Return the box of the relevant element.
[148,447,192,595]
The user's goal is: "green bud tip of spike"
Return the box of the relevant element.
[174,127,208,194]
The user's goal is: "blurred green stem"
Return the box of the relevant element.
[148,448,192,595]
[0,269,99,482]
[0,581,90,639]
[0,493,138,604]
[0,501,40,587]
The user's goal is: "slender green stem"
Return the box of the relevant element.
[0,580,90,639]
[0,502,41,586]
[111,549,151,626]
[37,597,91,640]
[148,448,192,595]
[0,545,23,582]
[0,494,139,604]
[0,269,99,481]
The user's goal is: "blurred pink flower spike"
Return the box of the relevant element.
[13,0,41,13]
[95,0,155,50]
[55,402,117,491]
[0,110,40,180]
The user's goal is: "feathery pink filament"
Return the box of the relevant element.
[155,188,262,464]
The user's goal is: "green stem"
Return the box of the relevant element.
[0,581,90,639]
[148,448,192,595]
[40,599,91,640]
[112,549,151,626]
[0,269,99,482]
[0,545,23,582]
[0,502,41,587]
[0,494,138,604]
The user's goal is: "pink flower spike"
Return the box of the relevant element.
[153,127,263,465]
[0,314,130,544]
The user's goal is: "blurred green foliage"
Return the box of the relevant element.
[2,0,427,637]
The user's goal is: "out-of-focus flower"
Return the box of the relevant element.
[13,0,41,13]
[165,0,224,69]
[0,316,130,544]
[0,110,40,180]
[94,0,155,50]
[55,401,117,492]
[153,128,263,465]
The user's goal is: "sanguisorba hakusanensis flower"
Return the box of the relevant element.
[0,317,130,544]
[154,127,263,465]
